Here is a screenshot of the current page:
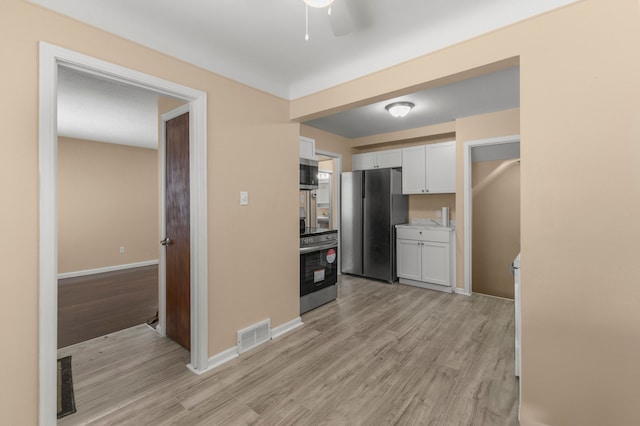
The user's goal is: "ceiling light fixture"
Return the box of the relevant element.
[303,0,335,40]
[385,102,415,118]
[304,0,334,7]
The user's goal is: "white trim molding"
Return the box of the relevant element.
[188,316,304,376]
[271,317,304,339]
[39,42,209,426]
[454,288,472,296]
[463,135,520,296]
[187,347,239,376]
[57,260,159,280]
[313,149,342,273]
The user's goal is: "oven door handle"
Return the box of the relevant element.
[300,242,338,254]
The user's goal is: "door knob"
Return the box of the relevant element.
[160,238,172,246]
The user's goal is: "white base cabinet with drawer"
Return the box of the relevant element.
[396,226,455,293]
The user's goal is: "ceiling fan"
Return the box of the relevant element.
[304,0,355,40]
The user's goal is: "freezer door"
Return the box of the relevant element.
[363,169,393,281]
[340,171,363,275]
[390,168,409,226]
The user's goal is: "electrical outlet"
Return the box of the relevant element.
[240,191,249,205]
[119,246,125,253]
[436,210,442,218]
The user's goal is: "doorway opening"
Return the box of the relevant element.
[463,135,521,296]
[315,150,342,270]
[39,42,209,425]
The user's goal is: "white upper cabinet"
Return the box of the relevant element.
[299,136,315,160]
[402,141,456,194]
[352,148,402,170]
[375,149,402,168]
[353,152,377,170]
[425,142,456,193]
[400,145,427,194]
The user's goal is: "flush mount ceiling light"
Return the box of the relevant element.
[385,102,415,118]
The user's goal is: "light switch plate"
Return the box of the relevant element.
[240,191,249,205]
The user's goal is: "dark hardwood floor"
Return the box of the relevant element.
[58,265,158,348]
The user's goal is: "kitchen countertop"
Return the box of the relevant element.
[396,220,455,232]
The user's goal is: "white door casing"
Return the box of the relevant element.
[39,42,209,426]
[462,134,520,295]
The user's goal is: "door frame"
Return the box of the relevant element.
[462,134,520,295]
[38,42,209,425]
[315,149,342,272]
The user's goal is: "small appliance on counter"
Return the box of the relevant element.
[300,226,338,314]
[441,206,450,227]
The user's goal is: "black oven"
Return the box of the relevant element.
[300,158,318,190]
[300,241,338,296]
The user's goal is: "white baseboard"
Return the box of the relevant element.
[186,346,239,376]
[399,278,453,293]
[454,288,471,296]
[271,316,303,339]
[57,260,159,279]
[473,292,514,302]
[187,316,304,376]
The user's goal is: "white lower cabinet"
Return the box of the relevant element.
[396,226,455,293]
[397,239,422,281]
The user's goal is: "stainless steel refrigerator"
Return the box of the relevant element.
[341,168,408,283]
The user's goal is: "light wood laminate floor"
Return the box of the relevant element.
[58,275,518,425]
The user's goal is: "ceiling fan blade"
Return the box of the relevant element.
[329,0,354,36]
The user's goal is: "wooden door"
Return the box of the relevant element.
[165,112,190,350]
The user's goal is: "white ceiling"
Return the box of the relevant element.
[31,0,577,100]
[57,67,160,149]
[42,0,577,146]
[306,66,519,138]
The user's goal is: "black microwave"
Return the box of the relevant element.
[300,158,318,189]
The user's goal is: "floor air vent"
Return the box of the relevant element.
[237,319,271,354]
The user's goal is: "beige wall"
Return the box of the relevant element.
[472,159,520,299]
[57,137,159,273]
[300,124,353,172]
[409,193,456,223]
[290,1,640,424]
[1,1,298,423]
[4,0,640,424]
